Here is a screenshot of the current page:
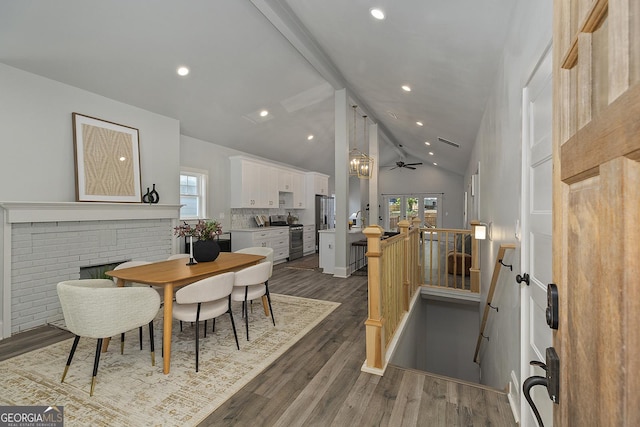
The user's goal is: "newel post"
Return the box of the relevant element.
[398,219,411,311]
[470,220,481,293]
[364,225,384,370]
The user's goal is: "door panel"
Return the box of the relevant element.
[531,233,552,286]
[521,45,553,427]
[554,0,640,425]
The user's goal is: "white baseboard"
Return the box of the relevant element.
[333,266,349,278]
[508,370,521,424]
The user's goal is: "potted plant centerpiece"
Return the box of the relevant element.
[173,219,222,262]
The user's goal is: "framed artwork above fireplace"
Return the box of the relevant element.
[72,113,142,203]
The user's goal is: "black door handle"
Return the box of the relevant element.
[523,375,547,427]
[516,272,530,286]
[523,348,560,427]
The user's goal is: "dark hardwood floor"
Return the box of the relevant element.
[0,256,515,426]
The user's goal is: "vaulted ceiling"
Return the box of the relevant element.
[0,0,515,177]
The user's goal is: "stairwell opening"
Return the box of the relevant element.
[389,293,480,383]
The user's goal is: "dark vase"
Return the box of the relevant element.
[150,183,159,204]
[193,240,220,263]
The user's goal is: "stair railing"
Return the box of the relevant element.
[473,243,516,363]
[363,218,421,372]
[420,223,480,293]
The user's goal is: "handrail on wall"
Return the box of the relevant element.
[473,243,516,364]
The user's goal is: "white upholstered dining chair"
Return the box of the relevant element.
[233,247,274,317]
[232,261,274,341]
[57,279,160,396]
[172,271,238,372]
[113,260,154,352]
[234,247,274,279]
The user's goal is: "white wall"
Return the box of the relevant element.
[464,0,552,403]
[379,164,464,229]
[0,63,180,203]
[391,297,480,383]
[0,63,181,337]
[179,135,248,232]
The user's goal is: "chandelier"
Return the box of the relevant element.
[348,105,373,179]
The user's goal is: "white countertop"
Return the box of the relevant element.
[318,228,364,234]
[230,225,305,232]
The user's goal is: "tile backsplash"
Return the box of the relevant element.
[230,208,300,229]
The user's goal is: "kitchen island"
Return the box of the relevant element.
[318,228,366,276]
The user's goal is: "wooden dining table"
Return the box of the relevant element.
[105,252,265,374]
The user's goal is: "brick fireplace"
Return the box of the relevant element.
[0,202,181,338]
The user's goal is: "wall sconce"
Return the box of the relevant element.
[475,224,487,240]
[475,222,492,240]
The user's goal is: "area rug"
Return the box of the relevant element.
[0,294,339,426]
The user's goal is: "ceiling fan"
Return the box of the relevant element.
[389,161,423,170]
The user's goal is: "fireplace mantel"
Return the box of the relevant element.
[0,201,182,223]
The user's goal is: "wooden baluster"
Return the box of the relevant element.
[470,220,481,293]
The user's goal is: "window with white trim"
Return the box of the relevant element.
[179,168,208,219]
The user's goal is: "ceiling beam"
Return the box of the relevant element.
[250,0,405,159]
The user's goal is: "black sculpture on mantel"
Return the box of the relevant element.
[150,184,159,204]
[142,184,160,204]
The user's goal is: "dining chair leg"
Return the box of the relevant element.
[212,318,216,333]
[204,320,207,338]
[120,333,125,354]
[195,303,201,372]
[228,310,240,350]
[180,321,183,332]
[244,287,249,341]
[139,326,143,350]
[265,285,275,326]
[61,335,80,383]
[148,321,155,366]
[91,338,103,396]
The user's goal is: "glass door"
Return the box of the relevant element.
[422,196,439,227]
[383,194,442,231]
[387,196,402,231]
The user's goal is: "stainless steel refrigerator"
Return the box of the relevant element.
[315,195,335,252]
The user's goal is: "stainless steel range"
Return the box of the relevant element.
[269,215,304,261]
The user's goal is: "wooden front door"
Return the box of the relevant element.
[553,0,640,425]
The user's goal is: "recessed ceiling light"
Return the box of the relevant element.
[177,66,189,76]
[424,141,431,146]
[429,152,434,156]
[402,85,411,92]
[433,162,438,166]
[370,8,385,20]
[259,110,269,117]
[416,121,423,126]
[307,135,314,141]
[119,156,126,162]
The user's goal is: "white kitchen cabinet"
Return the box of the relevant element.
[307,172,329,196]
[264,166,278,208]
[318,230,335,274]
[231,228,290,264]
[230,157,277,208]
[278,168,293,192]
[292,171,306,208]
[303,224,315,255]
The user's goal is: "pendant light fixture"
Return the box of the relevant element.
[348,105,374,179]
[358,114,373,179]
[349,105,361,176]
